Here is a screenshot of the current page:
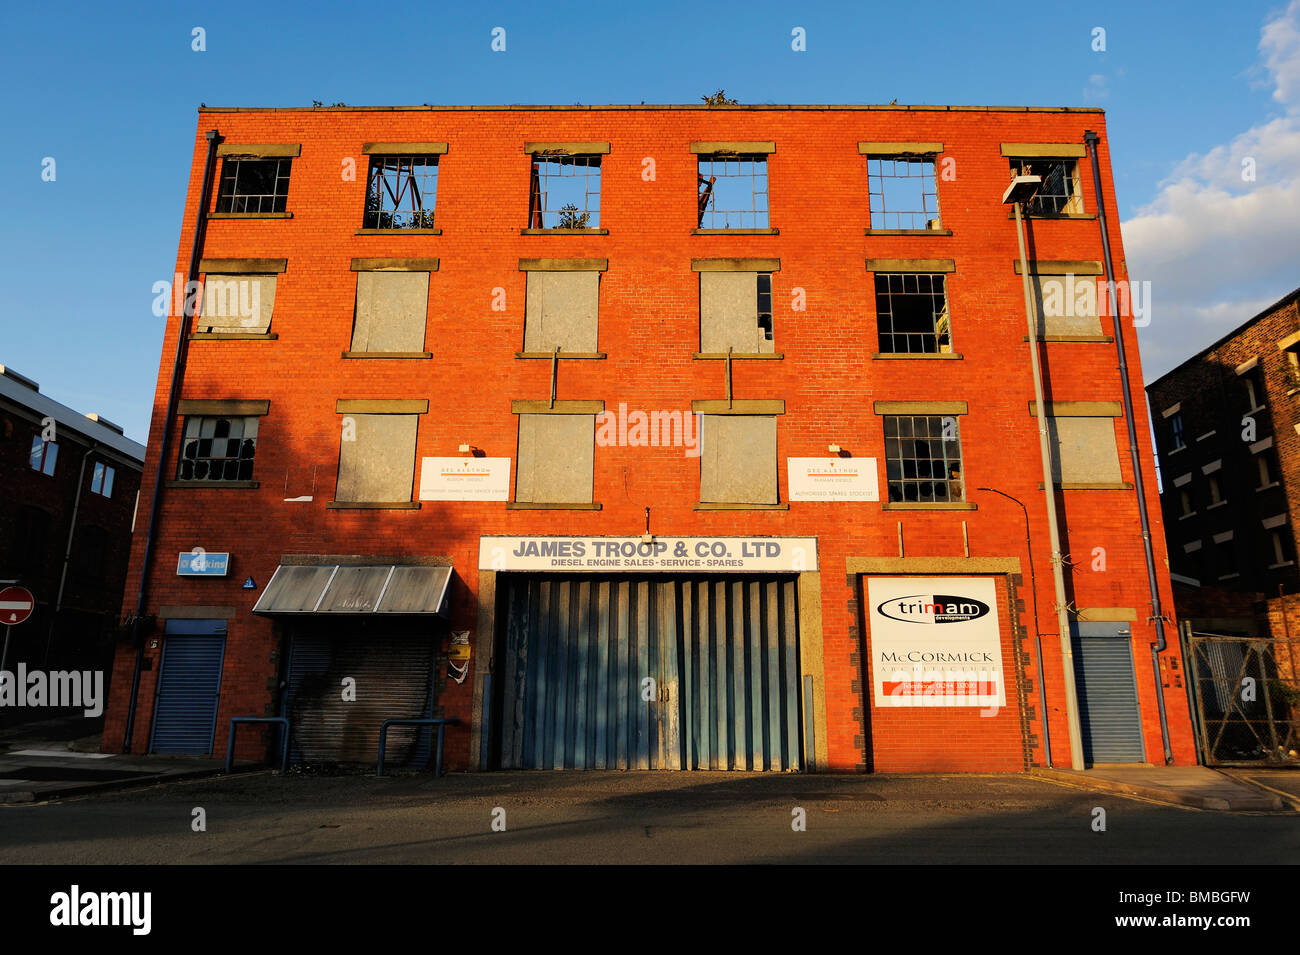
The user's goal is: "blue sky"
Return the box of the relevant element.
[1,0,1297,441]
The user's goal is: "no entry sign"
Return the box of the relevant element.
[0,586,35,626]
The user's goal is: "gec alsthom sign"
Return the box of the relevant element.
[479,536,818,572]
[867,576,1006,708]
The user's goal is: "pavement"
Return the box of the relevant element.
[1033,765,1289,811]
[0,715,239,803]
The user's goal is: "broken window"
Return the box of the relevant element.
[874,273,950,354]
[1008,158,1082,215]
[883,415,964,503]
[700,271,775,354]
[697,154,768,229]
[528,155,601,229]
[90,461,115,498]
[364,155,439,229]
[215,158,291,214]
[178,416,258,482]
[867,156,940,230]
[1179,487,1194,516]
[29,434,57,476]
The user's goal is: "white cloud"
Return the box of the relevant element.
[1127,0,1300,381]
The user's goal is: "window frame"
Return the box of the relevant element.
[362,154,441,230]
[1008,157,1083,216]
[874,272,952,355]
[176,415,260,484]
[882,414,965,504]
[29,434,58,476]
[214,157,292,215]
[90,461,116,498]
[866,154,942,231]
[696,153,770,230]
[527,153,602,230]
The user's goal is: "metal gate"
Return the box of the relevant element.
[149,620,226,755]
[1182,628,1300,766]
[283,633,437,765]
[495,575,802,771]
[1070,623,1146,764]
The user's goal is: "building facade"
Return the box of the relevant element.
[0,364,144,708]
[1147,288,1300,641]
[101,104,1195,772]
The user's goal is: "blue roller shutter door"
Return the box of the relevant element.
[1071,622,1146,764]
[149,619,227,755]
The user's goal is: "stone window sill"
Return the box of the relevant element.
[1217,573,1241,581]
[1022,335,1114,344]
[208,212,293,219]
[516,352,605,359]
[355,228,441,235]
[326,501,421,509]
[520,228,608,235]
[1038,482,1135,490]
[166,480,259,489]
[873,352,963,360]
[691,228,779,235]
[189,333,278,340]
[693,352,782,360]
[341,351,432,359]
[507,502,602,510]
[1205,500,1228,510]
[1178,511,1197,520]
[1270,561,1296,570]
[864,228,952,236]
[881,502,976,510]
[1257,482,1281,492]
[1005,211,1095,220]
[694,502,789,510]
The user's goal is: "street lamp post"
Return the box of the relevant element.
[1003,175,1087,771]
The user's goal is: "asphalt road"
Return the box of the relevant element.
[0,770,1295,864]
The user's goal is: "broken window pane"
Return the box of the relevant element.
[874,272,951,354]
[178,416,258,482]
[883,415,963,503]
[697,154,768,229]
[1009,158,1082,215]
[867,156,940,230]
[215,158,291,214]
[364,155,439,229]
[528,155,601,228]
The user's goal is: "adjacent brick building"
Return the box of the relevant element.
[0,364,144,715]
[1147,287,1300,687]
[101,104,1196,772]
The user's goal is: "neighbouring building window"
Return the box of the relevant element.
[699,415,778,505]
[1216,540,1238,579]
[523,271,600,353]
[699,271,774,354]
[1169,413,1186,451]
[515,414,595,504]
[1008,158,1082,215]
[364,155,439,229]
[1270,528,1296,567]
[29,435,57,476]
[697,154,768,229]
[528,155,601,229]
[883,415,964,503]
[1207,473,1223,505]
[198,273,277,334]
[215,158,291,214]
[350,271,430,352]
[874,273,951,354]
[1047,416,1123,484]
[335,414,418,503]
[90,461,115,498]
[1257,453,1275,488]
[13,505,51,573]
[178,416,258,482]
[1242,371,1264,410]
[1178,487,1194,517]
[76,525,111,583]
[1285,345,1300,388]
[867,156,940,230]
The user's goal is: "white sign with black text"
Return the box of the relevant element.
[787,457,879,501]
[479,536,818,572]
[419,457,511,501]
[867,576,1006,707]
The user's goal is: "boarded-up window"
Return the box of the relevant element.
[523,271,599,352]
[700,272,774,354]
[700,415,777,504]
[350,272,429,352]
[515,414,595,503]
[199,274,277,333]
[1030,275,1102,337]
[336,414,418,502]
[1049,416,1122,483]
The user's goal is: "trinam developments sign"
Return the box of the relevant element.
[787,458,880,501]
[419,457,511,501]
[479,536,818,572]
[867,576,1006,708]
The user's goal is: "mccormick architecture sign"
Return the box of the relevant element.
[479,536,818,572]
[867,576,1006,708]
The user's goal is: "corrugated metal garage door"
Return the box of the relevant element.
[284,634,437,765]
[149,620,226,755]
[496,575,802,771]
[1071,623,1146,764]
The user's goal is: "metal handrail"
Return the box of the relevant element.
[225,716,290,775]
[377,718,461,777]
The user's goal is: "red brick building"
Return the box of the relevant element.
[102,104,1196,772]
